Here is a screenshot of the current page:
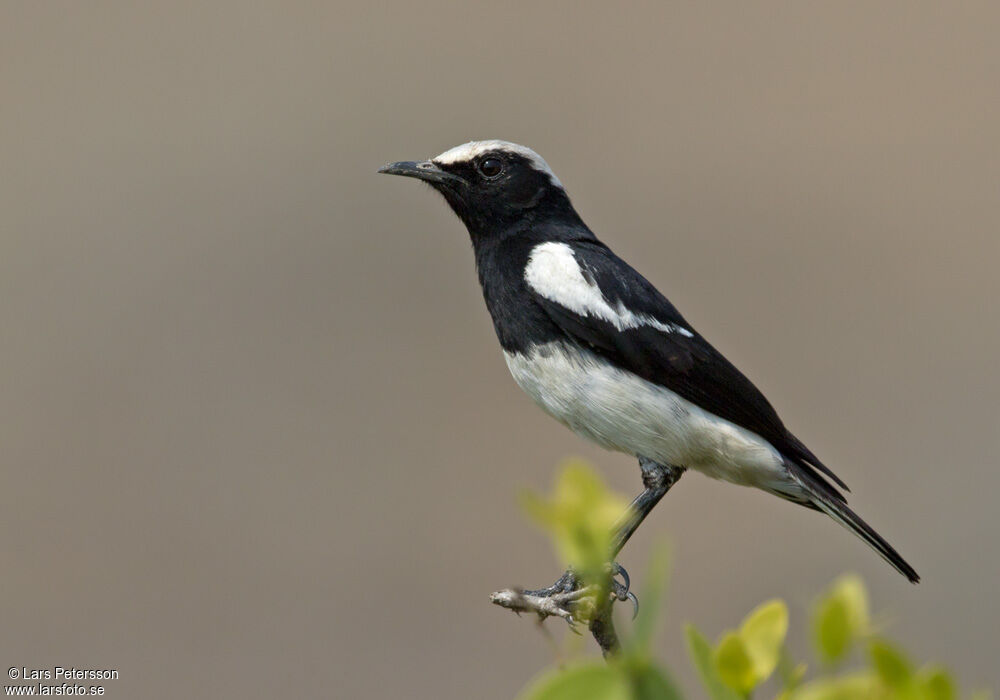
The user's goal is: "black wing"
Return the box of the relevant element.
[530,241,848,492]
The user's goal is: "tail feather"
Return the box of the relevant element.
[787,463,920,583]
[784,432,851,492]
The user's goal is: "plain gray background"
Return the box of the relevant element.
[2,2,997,698]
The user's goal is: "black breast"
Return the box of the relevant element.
[474,235,563,354]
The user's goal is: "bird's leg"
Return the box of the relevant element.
[611,457,685,557]
[510,459,683,605]
[490,457,685,648]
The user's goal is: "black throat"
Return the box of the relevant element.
[466,211,603,355]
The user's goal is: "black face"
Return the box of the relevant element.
[379,149,579,240]
[432,151,563,229]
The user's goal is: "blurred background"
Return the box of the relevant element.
[2,2,997,698]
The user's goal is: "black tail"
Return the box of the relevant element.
[787,463,920,583]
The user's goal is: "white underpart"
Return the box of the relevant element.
[524,242,695,338]
[505,342,795,492]
[432,140,563,188]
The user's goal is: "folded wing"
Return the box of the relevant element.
[524,240,848,493]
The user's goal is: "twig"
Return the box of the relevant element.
[586,599,620,658]
[490,585,621,657]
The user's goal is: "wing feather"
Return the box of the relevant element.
[527,241,848,492]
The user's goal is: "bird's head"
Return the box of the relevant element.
[379,140,582,239]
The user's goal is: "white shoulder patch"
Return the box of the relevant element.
[432,140,563,188]
[524,242,694,338]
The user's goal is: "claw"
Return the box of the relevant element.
[609,562,631,602]
[612,562,630,595]
[493,566,638,632]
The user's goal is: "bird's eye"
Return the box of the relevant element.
[478,158,504,178]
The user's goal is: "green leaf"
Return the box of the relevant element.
[619,658,684,700]
[685,624,741,700]
[786,672,880,700]
[714,631,756,695]
[869,639,913,688]
[625,542,671,658]
[813,575,870,663]
[814,596,851,663]
[835,575,870,632]
[517,663,631,700]
[706,597,789,695]
[739,598,789,681]
[777,646,807,692]
[916,667,955,700]
[520,459,628,585]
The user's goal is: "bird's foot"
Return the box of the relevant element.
[489,562,637,629]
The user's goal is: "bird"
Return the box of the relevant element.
[378,140,919,602]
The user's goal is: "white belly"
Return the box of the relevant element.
[504,341,788,490]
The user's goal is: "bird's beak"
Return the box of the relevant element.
[377,160,466,187]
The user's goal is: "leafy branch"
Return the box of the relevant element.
[498,460,992,700]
